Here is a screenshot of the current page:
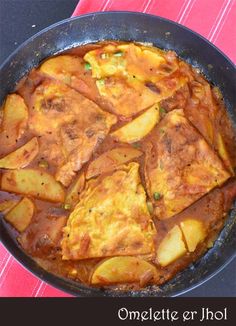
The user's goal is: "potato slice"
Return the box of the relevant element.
[157,225,187,267]
[0,199,19,213]
[86,147,143,179]
[91,256,158,285]
[65,172,85,209]
[180,219,206,252]
[40,55,80,84]
[0,94,28,148]
[111,104,160,143]
[1,169,65,203]
[39,55,100,102]
[5,197,34,232]
[0,137,39,169]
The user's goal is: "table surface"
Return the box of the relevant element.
[0,0,235,297]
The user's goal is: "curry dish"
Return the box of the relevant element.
[0,42,236,290]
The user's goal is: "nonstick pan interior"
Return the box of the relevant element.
[0,12,235,297]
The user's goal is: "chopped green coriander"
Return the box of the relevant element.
[38,160,49,168]
[113,51,123,57]
[153,192,161,200]
[84,62,91,70]
[97,79,105,86]
[64,203,71,210]
[132,142,141,149]
[159,107,166,115]
[147,201,154,214]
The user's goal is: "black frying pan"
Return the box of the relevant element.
[0,12,235,297]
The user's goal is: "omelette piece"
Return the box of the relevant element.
[96,73,187,118]
[84,43,188,117]
[145,109,230,219]
[96,76,159,117]
[61,162,157,260]
[39,55,99,101]
[184,80,235,174]
[29,80,117,186]
[84,43,177,81]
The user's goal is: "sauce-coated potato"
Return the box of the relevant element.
[157,225,187,267]
[1,169,65,203]
[180,219,206,252]
[0,137,39,169]
[111,104,160,143]
[5,197,34,232]
[0,94,28,150]
[91,256,158,286]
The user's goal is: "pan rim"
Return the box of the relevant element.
[0,235,235,297]
[0,11,235,297]
[0,11,235,72]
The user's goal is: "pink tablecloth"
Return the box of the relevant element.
[0,0,235,297]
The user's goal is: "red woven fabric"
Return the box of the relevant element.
[0,0,235,297]
[73,0,236,63]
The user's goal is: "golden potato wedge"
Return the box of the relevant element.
[5,197,34,232]
[1,169,65,203]
[180,219,206,252]
[65,172,85,209]
[40,55,80,84]
[91,256,158,286]
[0,94,28,148]
[86,147,143,179]
[157,225,187,267]
[111,104,160,143]
[39,55,100,101]
[0,137,39,169]
[0,199,19,213]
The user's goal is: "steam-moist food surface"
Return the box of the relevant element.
[0,41,236,291]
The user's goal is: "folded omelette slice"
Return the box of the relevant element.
[84,43,188,117]
[29,79,117,186]
[61,162,156,260]
[145,109,230,220]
